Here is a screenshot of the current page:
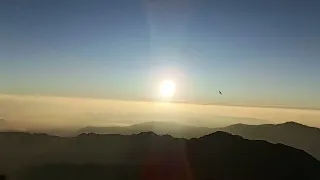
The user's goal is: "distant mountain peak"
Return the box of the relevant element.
[130,121,187,127]
[136,131,158,136]
[77,132,98,137]
[200,131,239,140]
[281,121,303,126]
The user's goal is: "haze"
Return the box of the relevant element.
[1,94,319,133]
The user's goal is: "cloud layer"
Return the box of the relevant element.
[0,94,319,131]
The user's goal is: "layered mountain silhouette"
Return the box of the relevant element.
[78,121,320,160]
[78,121,213,138]
[0,131,318,180]
[219,121,320,160]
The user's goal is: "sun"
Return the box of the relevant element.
[160,80,176,99]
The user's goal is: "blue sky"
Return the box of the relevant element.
[1,0,320,108]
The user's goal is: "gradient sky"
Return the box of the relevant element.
[1,0,320,108]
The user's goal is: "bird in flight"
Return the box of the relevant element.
[219,91,222,95]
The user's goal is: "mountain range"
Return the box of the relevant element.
[78,121,320,160]
[0,131,318,180]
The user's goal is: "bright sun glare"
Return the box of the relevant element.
[160,80,176,99]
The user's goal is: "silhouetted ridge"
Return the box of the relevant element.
[282,121,302,125]
[219,121,320,160]
[130,121,193,128]
[200,131,238,139]
[136,131,158,136]
[77,121,210,139]
[47,121,320,160]
[77,132,98,137]
[0,131,318,180]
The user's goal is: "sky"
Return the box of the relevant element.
[1,0,320,108]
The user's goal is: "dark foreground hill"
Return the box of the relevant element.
[78,121,320,160]
[0,131,318,180]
